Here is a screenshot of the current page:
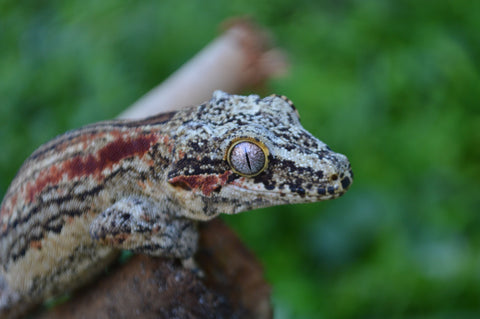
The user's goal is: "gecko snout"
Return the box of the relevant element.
[322,153,353,196]
[335,163,353,192]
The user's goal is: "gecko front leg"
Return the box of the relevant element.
[89,196,198,259]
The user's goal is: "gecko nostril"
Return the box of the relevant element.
[331,174,338,181]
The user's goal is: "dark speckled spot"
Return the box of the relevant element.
[341,177,351,189]
[327,186,335,194]
[289,185,306,197]
[264,184,275,190]
[317,187,326,195]
[296,187,306,196]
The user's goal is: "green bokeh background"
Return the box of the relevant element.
[1,1,479,318]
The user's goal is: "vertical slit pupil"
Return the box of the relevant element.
[244,146,252,171]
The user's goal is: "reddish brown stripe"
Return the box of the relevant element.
[26,165,62,204]
[168,171,231,196]
[25,133,158,203]
[66,133,157,177]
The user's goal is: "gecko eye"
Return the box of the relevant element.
[226,138,269,177]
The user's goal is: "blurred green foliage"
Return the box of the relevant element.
[1,1,479,318]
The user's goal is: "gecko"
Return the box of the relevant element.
[0,91,352,318]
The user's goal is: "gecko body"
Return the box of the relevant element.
[0,91,352,318]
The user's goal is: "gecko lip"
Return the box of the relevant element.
[228,182,347,201]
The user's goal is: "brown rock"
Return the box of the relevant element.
[33,219,272,319]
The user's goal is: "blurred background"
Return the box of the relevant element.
[1,1,479,318]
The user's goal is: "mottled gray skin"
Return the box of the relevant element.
[0,91,352,318]
[167,92,353,215]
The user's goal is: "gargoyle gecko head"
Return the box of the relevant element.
[167,91,353,220]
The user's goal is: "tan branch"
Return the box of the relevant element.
[118,18,288,119]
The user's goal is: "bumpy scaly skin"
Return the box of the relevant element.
[0,91,352,318]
